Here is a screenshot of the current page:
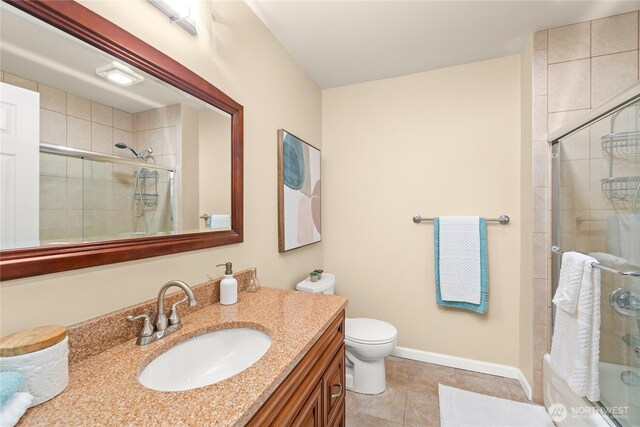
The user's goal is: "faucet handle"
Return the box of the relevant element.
[127,314,154,337]
[169,296,189,326]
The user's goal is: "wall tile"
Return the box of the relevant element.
[533,233,548,279]
[533,369,543,403]
[135,130,149,152]
[67,178,83,210]
[67,158,88,180]
[40,209,69,241]
[533,95,547,141]
[533,141,549,187]
[533,324,547,370]
[91,122,113,154]
[548,59,590,112]
[588,118,610,159]
[38,84,66,114]
[162,126,177,155]
[558,127,590,160]
[533,279,549,326]
[548,22,590,63]
[135,111,150,131]
[67,117,91,150]
[162,104,179,127]
[3,72,37,91]
[149,108,162,129]
[91,101,113,126]
[113,109,133,132]
[533,187,548,233]
[548,109,590,135]
[91,162,113,182]
[534,30,548,50]
[40,108,67,145]
[591,12,638,56]
[591,50,638,108]
[534,50,548,96]
[40,153,66,178]
[149,128,164,156]
[67,210,83,240]
[67,94,91,120]
[40,176,67,210]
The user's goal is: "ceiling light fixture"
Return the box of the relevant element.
[148,0,198,36]
[95,62,144,87]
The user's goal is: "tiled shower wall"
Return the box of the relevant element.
[0,70,179,243]
[531,11,640,402]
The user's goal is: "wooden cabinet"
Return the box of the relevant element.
[248,311,345,427]
[323,345,345,426]
[292,382,322,427]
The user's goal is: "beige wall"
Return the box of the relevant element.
[199,109,231,219]
[322,56,523,367]
[0,0,322,335]
[180,105,200,231]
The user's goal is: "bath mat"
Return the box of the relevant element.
[439,384,554,427]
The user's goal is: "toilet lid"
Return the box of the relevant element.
[345,318,397,344]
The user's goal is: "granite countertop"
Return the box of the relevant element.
[19,288,348,426]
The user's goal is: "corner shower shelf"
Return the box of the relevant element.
[134,193,159,205]
[601,131,640,156]
[601,176,640,200]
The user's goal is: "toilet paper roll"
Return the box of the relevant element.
[0,337,69,407]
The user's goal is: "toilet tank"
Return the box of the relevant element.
[296,273,335,295]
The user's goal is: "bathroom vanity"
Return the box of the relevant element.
[17,276,347,426]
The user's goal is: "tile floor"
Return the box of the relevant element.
[345,356,533,426]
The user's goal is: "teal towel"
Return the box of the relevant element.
[434,217,488,313]
[0,371,24,406]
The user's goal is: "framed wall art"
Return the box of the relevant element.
[277,129,321,252]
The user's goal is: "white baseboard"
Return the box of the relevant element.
[517,368,533,401]
[392,346,533,401]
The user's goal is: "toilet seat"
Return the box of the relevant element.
[345,318,397,345]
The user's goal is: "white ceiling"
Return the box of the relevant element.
[248,1,640,89]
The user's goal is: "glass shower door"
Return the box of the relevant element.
[554,100,640,427]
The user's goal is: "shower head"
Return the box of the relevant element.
[115,142,141,158]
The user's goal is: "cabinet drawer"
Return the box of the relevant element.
[323,344,345,426]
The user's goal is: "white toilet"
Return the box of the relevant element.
[296,273,398,395]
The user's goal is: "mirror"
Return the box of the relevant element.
[0,1,243,280]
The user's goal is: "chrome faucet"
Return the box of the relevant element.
[127,280,197,345]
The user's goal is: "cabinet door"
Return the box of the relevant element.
[323,344,346,425]
[329,400,345,427]
[292,381,322,427]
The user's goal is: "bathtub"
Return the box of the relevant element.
[543,354,611,427]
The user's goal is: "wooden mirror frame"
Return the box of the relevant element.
[0,0,243,280]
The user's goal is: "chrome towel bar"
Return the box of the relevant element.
[413,215,510,225]
[551,246,640,277]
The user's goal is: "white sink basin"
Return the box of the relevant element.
[138,328,272,391]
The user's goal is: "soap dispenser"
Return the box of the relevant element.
[217,262,237,305]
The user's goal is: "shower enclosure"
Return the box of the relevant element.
[40,143,175,243]
[550,83,640,427]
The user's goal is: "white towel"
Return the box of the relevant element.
[0,392,33,427]
[553,252,594,314]
[439,216,481,304]
[550,252,601,402]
